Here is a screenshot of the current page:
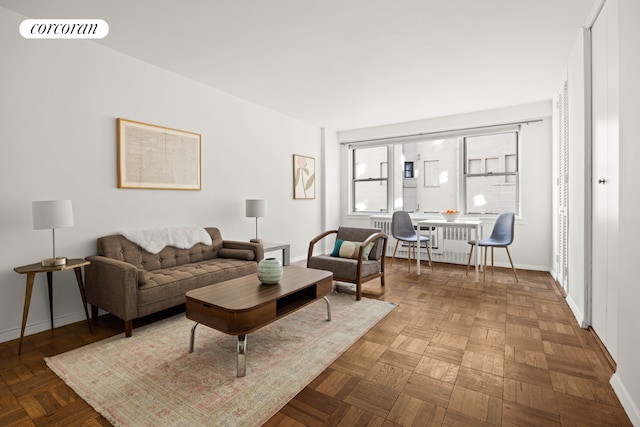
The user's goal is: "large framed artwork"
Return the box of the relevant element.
[293,154,315,199]
[117,118,202,190]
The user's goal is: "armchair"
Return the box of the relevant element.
[307,226,388,300]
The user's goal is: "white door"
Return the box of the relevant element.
[558,81,569,292]
[590,0,619,359]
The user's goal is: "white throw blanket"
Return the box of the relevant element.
[121,226,213,254]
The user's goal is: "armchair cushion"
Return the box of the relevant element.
[331,239,374,259]
[308,255,381,280]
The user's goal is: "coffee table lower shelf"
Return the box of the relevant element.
[185,266,333,377]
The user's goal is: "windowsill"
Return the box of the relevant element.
[354,212,525,224]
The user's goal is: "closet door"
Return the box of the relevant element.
[558,81,569,292]
[591,0,619,359]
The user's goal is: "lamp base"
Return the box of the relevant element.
[41,257,67,267]
[250,238,263,244]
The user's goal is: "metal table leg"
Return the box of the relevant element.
[237,335,247,377]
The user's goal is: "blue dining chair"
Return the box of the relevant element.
[466,212,518,281]
[390,211,432,272]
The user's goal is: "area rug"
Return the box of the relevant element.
[45,292,395,426]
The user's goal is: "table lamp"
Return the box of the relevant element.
[245,199,267,243]
[32,200,74,266]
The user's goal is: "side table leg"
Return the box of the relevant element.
[19,273,36,355]
[237,335,247,377]
[282,246,290,266]
[73,267,93,334]
[324,296,331,321]
[47,272,53,329]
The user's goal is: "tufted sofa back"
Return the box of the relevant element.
[97,227,224,271]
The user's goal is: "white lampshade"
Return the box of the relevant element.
[33,200,74,229]
[245,199,267,218]
[246,199,267,242]
[32,200,74,266]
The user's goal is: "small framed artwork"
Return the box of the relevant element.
[117,118,202,190]
[293,154,315,199]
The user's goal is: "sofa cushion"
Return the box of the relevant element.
[218,248,255,261]
[136,258,257,315]
[137,269,150,285]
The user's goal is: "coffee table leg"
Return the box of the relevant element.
[237,335,247,377]
[324,296,331,321]
[189,323,199,353]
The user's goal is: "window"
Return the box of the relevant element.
[352,146,388,212]
[423,160,439,187]
[404,162,414,178]
[349,127,520,215]
[464,132,518,214]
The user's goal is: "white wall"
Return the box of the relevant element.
[337,102,554,271]
[611,0,640,423]
[0,7,327,342]
[563,29,589,327]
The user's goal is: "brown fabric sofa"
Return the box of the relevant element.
[84,227,263,336]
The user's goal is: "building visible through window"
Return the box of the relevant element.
[350,129,518,215]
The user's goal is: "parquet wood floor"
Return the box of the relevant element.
[0,261,632,426]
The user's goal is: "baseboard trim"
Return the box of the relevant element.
[565,293,588,329]
[588,326,616,372]
[0,311,88,344]
[610,373,640,427]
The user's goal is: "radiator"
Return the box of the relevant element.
[371,217,475,265]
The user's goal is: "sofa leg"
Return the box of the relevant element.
[90,305,99,325]
[124,320,133,337]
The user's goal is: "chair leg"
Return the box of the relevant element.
[483,246,488,282]
[425,244,433,271]
[505,247,519,282]
[466,244,474,276]
[407,242,412,273]
[491,247,495,275]
[356,282,362,301]
[390,240,400,267]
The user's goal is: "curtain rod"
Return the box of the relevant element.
[340,119,544,145]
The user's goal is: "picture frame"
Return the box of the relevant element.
[117,118,202,190]
[293,154,315,199]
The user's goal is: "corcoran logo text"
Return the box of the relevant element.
[20,19,109,39]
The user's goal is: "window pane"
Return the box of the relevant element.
[465,175,516,214]
[403,139,458,212]
[468,158,481,174]
[404,161,414,178]
[380,162,388,179]
[466,132,517,173]
[354,146,387,179]
[354,180,388,212]
[505,154,516,183]
[423,160,439,187]
[485,157,499,173]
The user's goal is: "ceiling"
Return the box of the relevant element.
[2,0,596,131]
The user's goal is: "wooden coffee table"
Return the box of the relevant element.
[186,265,333,376]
